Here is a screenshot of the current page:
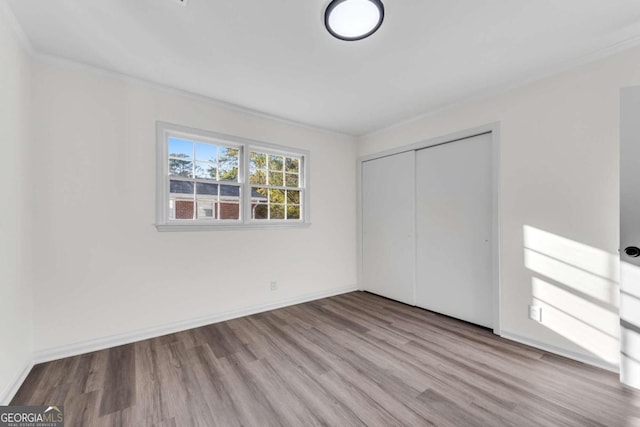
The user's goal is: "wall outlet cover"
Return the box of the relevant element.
[529,305,542,322]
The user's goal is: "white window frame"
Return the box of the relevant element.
[244,146,306,225]
[156,122,311,231]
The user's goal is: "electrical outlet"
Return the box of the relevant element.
[270,281,278,291]
[528,305,542,322]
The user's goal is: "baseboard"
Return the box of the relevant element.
[33,285,358,365]
[500,330,619,373]
[0,360,35,405]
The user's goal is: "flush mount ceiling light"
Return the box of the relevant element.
[325,0,385,41]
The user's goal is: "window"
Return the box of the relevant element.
[249,151,302,220]
[167,137,241,221]
[156,122,309,230]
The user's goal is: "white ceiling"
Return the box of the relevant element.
[8,0,640,135]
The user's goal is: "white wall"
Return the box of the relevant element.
[359,45,640,369]
[29,58,357,354]
[0,5,33,403]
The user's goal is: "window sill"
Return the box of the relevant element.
[155,222,312,232]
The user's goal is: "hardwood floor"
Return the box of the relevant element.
[11,291,640,426]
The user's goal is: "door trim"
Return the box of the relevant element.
[620,86,640,388]
[356,122,502,335]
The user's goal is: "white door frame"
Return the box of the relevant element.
[620,87,640,388]
[356,122,502,335]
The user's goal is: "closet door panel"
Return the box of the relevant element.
[362,151,415,305]
[416,134,493,327]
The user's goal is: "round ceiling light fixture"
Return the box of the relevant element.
[325,0,385,41]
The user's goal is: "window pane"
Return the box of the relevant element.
[168,138,193,159]
[269,171,283,186]
[220,185,240,198]
[197,199,216,219]
[286,158,299,173]
[169,159,193,178]
[251,187,269,203]
[220,203,240,220]
[250,152,267,171]
[269,189,285,204]
[269,155,284,171]
[170,180,194,194]
[195,143,217,163]
[175,199,194,219]
[195,162,217,180]
[218,147,239,181]
[250,152,267,184]
[285,173,299,187]
[250,169,266,185]
[270,204,285,219]
[196,182,218,196]
[286,190,300,205]
[287,205,300,220]
[253,203,268,220]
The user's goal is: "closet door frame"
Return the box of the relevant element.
[357,122,501,335]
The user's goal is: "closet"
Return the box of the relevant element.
[361,132,495,328]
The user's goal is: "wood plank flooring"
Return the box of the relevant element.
[11,291,640,426]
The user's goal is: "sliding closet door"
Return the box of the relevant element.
[416,134,493,328]
[362,151,415,305]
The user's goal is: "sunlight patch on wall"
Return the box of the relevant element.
[525,248,618,306]
[524,225,619,365]
[621,261,640,388]
[532,277,619,363]
[621,261,640,300]
[532,277,619,337]
[523,225,619,283]
[622,326,640,370]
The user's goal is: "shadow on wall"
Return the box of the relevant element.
[523,225,620,365]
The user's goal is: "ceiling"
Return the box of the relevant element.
[8,0,640,136]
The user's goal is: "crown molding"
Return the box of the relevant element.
[0,1,35,55]
[33,52,356,139]
[362,33,640,139]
